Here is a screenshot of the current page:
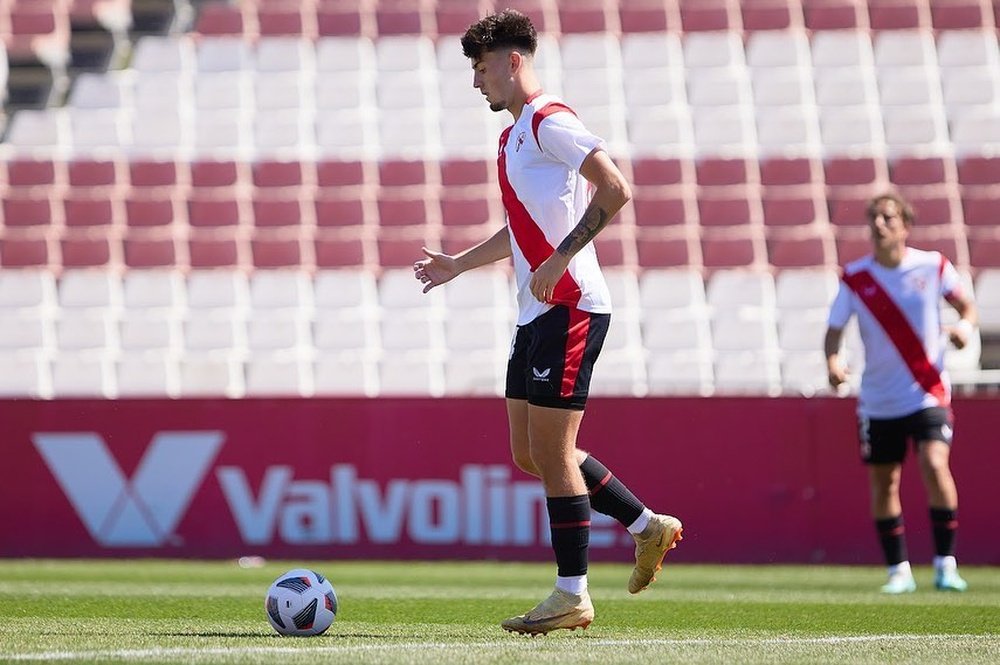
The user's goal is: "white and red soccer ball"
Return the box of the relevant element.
[265,568,338,636]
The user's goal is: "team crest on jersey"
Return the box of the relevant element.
[516,131,526,152]
[904,275,928,294]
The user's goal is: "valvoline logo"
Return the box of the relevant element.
[33,432,224,547]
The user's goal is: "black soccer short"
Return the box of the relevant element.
[857,406,954,465]
[505,305,610,411]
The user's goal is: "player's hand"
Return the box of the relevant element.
[529,253,570,303]
[946,324,969,350]
[827,363,848,390]
[413,247,459,293]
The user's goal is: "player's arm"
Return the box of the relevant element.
[944,290,979,350]
[530,149,631,302]
[414,226,511,293]
[824,326,848,389]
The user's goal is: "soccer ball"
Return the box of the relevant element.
[265,568,338,636]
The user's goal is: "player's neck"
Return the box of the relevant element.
[508,75,542,122]
[874,244,906,268]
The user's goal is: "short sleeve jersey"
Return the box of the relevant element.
[498,91,612,326]
[827,248,965,418]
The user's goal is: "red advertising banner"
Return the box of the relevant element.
[0,397,996,564]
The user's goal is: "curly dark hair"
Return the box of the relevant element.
[867,192,916,225]
[461,9,537,61]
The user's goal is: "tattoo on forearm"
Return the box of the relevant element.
[556,204,609,257]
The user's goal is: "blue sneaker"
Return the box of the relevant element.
[880,572,917,594]
[935,568,968,592]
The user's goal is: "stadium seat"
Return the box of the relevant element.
[768,236,832,268]
[636,235,695,268]
[51,354,116,398]
[443,350,506,396]
[642,310,713,355]
[701,236,760,269]
[804,2,864,30]
[116,356,181,398]
[179,355,245,398]
[314,236,369,268]
[0,269,57,311]
[0,312,52,352]
[775,267,839,311]
[4,157,59,188]
[123,237,178,268]
[0,353,51,398]
[713,350,782,395]
[60,237,118,269]
[0,239,51,269]
[379,352,444,396]
[646,353,714,396]
[639,267,707,311]
[313,357,378,396]
[314,309,380,355]
[2,192,56,230]
[250,237,306,270]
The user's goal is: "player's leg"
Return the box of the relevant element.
[862,415,915,593]
[912,409,966,591]
[501,307,595,635]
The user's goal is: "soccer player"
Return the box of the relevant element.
[824,192,978,594]
[413,9,683,634]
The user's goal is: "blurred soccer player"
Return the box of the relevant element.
[825,192,978,594]
[413,9,682,634]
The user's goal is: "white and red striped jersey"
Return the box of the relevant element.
[828,248,966,418]
[498,91,612,325]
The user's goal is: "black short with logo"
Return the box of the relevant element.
[505,305,610,411]
[857,406,954,464]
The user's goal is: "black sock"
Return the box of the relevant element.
[875,515,908,566]
[547,495,590,577]
[579,455,645,527]
[930,507,958,557]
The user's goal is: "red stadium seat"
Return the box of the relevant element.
[636,235,694,268]
[194,3,246,35]
[559,4,611,33]
[62,194,117,228]
[377,236,434,267]
[315,195,369,229]
[905,194,957,226]
[188,235,243,268]
[2,192,56,230]
[191,160,242,189]
[618,4,671,33]
[440,194,493,228]
[768,236,831,268]
[124,237,178,268]
[696,157,752,186]
[316,7,365,37]
[379,159,430,187]
[631,158,690,187]
[680,2,734,31]
[0,238,51,268]
[252,160,306,189]
[5,158,58,187]
[316,159,371,188]
[129,159,181,189]
[594,233,632,267]
[804,1,862,29]
[68,159,120,187]
[697,196,755,227]
[314,235,368,268]
[828,194,871,228]
[957,157,1000,186]
[187,195,243,228]
[889,156,953,186]
[441,158,492,187]
[61,236,116,268]
[377,195,430,227]
[375,6,425,35]
[258,7,306,36]
[763,195,821,228]
[759,158,819,187]
[252,197,304,229]
[868,2,924,30]
[962,194,1000,228]
[824,156,886,187]
[742,2,794,31]
[125,193,180,230]
[835,236,873,265]
[251,238,303,268]
[436,5,481,35]
[969,238,1000,268]
[632,192,692,227]
[931,2,988,28]
[702,236,759,269]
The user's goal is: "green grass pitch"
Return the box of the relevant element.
[0,560,997,664]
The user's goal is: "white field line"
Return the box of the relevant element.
[2,634,995,661]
